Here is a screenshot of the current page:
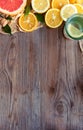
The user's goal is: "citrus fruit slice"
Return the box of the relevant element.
[74,4,83,13]
[60,4,77,21]
[52,0,69,9]
[76,0,83,5]
[45,8,63,28]
[67,23,83,38]
[0,0,27,16]
[19,13,38,32]
[31,0,50,13]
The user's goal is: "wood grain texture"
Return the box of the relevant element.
[0,25,83,130]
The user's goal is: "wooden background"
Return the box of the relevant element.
[0,25,83,130]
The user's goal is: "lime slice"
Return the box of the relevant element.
[60,4,77,21]
[68,24,83,38]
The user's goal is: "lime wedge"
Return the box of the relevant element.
[68,24,83,38]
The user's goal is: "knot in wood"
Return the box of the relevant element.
[55,101,67,115]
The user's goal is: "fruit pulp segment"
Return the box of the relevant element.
[68,23,83,37]
[33,0,48,10]
[47,11,62,26]
[0,0,23,12]
[21,15,36,30]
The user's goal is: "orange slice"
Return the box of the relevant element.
[31,0,50,13]
[74,4,83,13]
[45,8,63,28]
[19,13,38,32]
[60,4,77,21]
[52,0,69,9]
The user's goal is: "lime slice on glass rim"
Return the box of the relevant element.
[67,23,83,38]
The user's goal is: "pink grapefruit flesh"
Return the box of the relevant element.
[0,0,27,15]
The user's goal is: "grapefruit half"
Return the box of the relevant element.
[0,0,27,16]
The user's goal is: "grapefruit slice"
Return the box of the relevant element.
[0,0,27,16]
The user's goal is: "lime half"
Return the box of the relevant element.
[68,24,83,38]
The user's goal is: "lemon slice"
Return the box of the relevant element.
[60,4,77,21]
[67,24,83,38]
[45,8,63,28]
[19,13,38,32]
[74,4,83,14]
[31,0,50,13]
[76,0,83,5]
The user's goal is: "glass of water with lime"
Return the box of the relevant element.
[64,14,83,40]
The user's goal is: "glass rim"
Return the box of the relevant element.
[64,13,83,40]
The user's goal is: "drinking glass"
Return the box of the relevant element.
[64,14,83,40]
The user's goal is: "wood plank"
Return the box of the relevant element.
[0,26,83,130]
